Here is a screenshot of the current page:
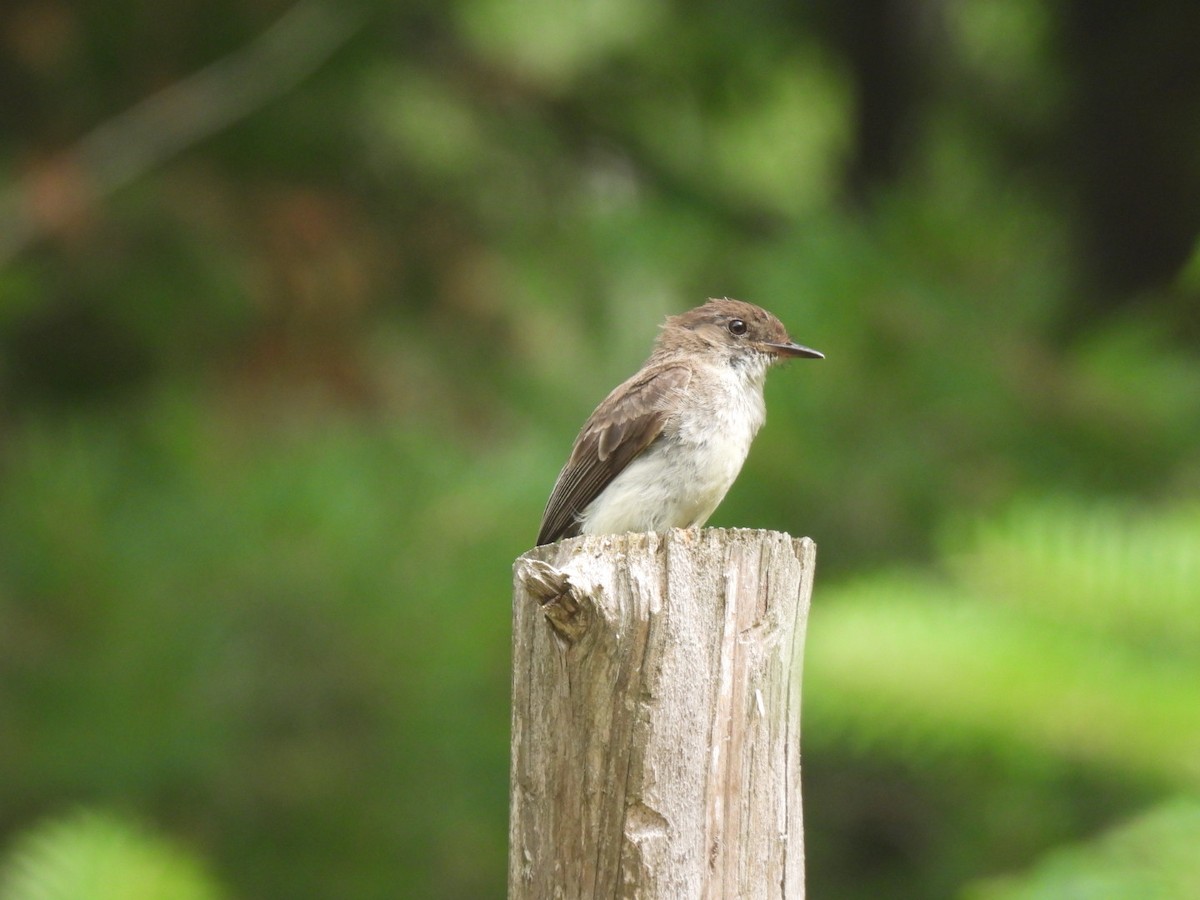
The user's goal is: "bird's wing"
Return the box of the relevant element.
[537,364,692,545]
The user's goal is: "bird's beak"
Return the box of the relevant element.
[763,340,824,359]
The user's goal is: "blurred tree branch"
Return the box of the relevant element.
[0,0,366,267]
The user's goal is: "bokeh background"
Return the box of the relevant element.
[2,1,1199,897]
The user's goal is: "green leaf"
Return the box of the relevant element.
[0,810,225,900]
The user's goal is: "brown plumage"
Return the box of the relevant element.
[537,299,822,546]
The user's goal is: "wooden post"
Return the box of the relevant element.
[509,528,816,899]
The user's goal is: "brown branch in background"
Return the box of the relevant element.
[0,0,366,266]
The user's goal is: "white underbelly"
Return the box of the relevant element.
[580,399,761,535]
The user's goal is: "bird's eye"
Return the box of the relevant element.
[728,319,747,336]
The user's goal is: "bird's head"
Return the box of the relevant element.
[656,298,823,369]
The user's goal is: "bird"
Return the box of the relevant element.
[536,298,822,546]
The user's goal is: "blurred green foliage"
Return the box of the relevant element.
[966,799,1200,900]
[0,810,226,900]
[804,498,1200,898]
[1,0,1199,897]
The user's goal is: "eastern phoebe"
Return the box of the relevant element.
[537,298,822,546]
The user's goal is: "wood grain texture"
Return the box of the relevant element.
[510,528,815,899]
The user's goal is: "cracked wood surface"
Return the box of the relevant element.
[510,528,815,899]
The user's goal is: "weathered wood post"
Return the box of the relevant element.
[510,528,816,899]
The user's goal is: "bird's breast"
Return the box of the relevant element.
[668,368,766,501]
[578,363,767,535]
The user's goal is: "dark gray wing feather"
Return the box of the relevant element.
[536,364,691,545]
